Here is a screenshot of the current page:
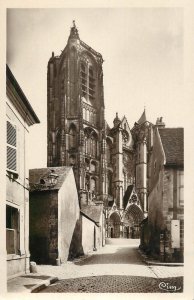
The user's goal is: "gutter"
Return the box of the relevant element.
[80,211,100,227]
[6,65,40,124]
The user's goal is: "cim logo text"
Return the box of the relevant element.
[159,281,181,292]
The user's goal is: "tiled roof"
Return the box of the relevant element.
[29,167,72,191]
[81,205,102,225]
[159,128,184,167]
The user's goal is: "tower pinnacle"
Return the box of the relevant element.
[113,112,121,127]
[69,20,79,40]
[137,108,147,125]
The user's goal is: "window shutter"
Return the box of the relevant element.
[7,121,17,172]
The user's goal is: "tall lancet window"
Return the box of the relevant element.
[91,178,96,194]
[84,135,88,155]
[69,124,77,149]
[106,139,112,165]
[108,171,113,196]
[81,63,87,98]
[80,58,96,101]
[70,47,77,115]
[91,132,98,158]
[89,66,95,101]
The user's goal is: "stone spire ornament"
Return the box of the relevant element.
[69,20,80,40]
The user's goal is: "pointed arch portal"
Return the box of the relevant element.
[123,204,144,239]
[107,204,144,239]
[108,212,121,238]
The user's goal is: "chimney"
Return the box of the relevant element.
[155,117,165,128]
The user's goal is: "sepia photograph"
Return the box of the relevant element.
[2,2,192,297]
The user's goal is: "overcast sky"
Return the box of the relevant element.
[7,8,184,169]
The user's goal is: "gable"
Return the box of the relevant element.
[159,128,184,167]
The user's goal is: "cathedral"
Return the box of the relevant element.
[47,22,163,239]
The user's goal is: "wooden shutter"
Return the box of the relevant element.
[7,121,17,172]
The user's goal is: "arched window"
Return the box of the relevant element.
[86,110,90,122]
[108,171,113,196]
[91,161,96,172]
[80,58,96,101]
[123,171,127,193]
[90,111,93,124]
[91,134,97,158]
[87,136,91,154]
[85,175,90,190]
[83,107,86,120]
[106,139,112,164]
[69,124,76,149]
[89,66,93,77]
[90,132,98,158]
[70,47,77,115]
[89,66,95,101]
[85,158,90,171]
[81,63,86,72]
[91,178,96,193]
[93,113,96,125]
[81,62,87,97]
[84,136,88,154]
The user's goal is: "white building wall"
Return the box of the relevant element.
[6,97,30,279]
[58,169,80,262]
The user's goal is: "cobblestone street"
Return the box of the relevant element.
[38,239,183,293]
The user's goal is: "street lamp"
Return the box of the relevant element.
[47,170,59,187]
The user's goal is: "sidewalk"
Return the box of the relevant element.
[138,249,184,278]
[7,273,58,293]
[138,248,184,266]
[7,254,90,293]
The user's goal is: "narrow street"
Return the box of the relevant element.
[38,238,183,293]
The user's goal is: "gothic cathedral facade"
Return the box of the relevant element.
[47,22,156,239]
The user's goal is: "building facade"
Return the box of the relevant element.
[6,65,39,278]
[47,22,105,208]
[47,23,150,239]
[29,167,104,264]
[47,23,184,252]
[29,167,81,264]
[146,127,184,262]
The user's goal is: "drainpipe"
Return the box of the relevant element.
[23,112,29,274]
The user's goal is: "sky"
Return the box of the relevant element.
[7,7,184,169]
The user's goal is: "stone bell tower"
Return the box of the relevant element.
[132,109,153,215]
[47,21,106,207]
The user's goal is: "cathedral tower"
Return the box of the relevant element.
[132,109,153,215]
[47,22,106,207]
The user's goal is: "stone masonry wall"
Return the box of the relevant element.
[29,191,58,264]
[148,168,184,262]
[148,167,165,256]
[162,168,184,262]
